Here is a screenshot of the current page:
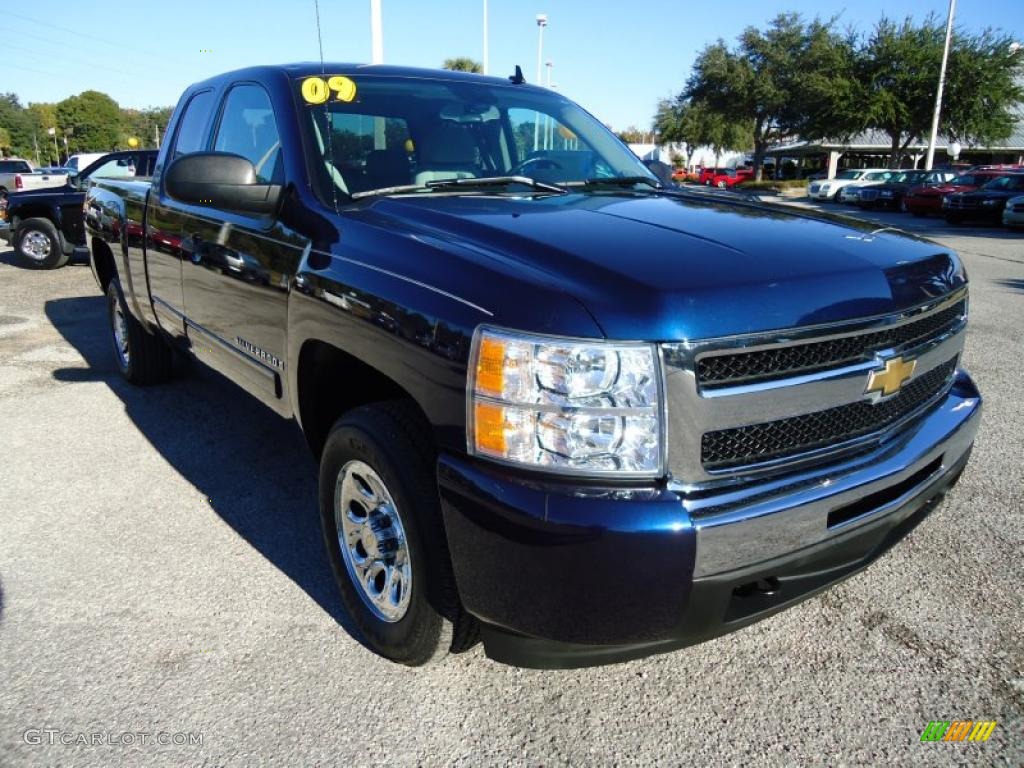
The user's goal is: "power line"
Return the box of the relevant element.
[6,10,208,76]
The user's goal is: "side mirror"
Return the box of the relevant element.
[165,152,281,215]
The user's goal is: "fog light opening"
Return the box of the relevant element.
[734,577,781,598]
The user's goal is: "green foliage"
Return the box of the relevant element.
[616,126,656,143]
[655,96,752,160]
[442,57,483,73]
[55,91,122,155]
[666,12,1023,173]
[678,13,857,180]
[121,106,174,148]
[0,126,11,154]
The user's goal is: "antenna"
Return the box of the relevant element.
[509,65,525,84]
[314,0,325,72]
[313,0,339,210]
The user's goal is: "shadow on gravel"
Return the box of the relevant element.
[0,248,90,270]
[44,295,360,641]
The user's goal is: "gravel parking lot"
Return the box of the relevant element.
[0,206,1021,766]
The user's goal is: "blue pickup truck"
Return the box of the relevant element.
[85,64,981,668]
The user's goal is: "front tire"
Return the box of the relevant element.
[106,277,174,384]
[14,217,68,269]
[319,401,477,666]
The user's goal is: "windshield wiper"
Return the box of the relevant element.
[426,176,567,194]
[566,176,663,190]
[350,175,567,200]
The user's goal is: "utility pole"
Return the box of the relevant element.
[154,122,161,148]
[482,0,489,75]
[925,0,956,170]
[534,13,548,151]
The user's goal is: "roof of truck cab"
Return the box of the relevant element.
[188,62,542,90]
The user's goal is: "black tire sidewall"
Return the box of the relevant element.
[106,278,133,379]
[319,413,444,665]
[15,218,66,270]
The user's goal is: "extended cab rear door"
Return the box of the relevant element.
[178,81,305,414]
[147,89,216,340]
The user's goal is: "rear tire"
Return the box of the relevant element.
[319,400,478,666]
[106,277,174,384]
[14,217,69,270]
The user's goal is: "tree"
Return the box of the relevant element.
[931,26,1023,150]
[0,126,11,155]
[656,97,752,168]
[442,57,483,73]
[55,90,122,154]
[616,126,657,143]
[0,93,35,159]
[121,106,174,148]
[681,14,858,180]
[857,17,1022,166]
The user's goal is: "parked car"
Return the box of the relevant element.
[2,150,157,268]
[0,158,69,200]
[902,170,1013,216]
[699,167,754,188]
[855,170,957,210]
[944,173,1024,224]
[1003,195,1024,230]
[838,170,900,203]
[87,63,979,669]
[806,168,889,201]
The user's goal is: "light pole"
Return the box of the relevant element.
[482,0,489,75]
[925,0,956,170]
[370,0,384,64]
[545,61,554,149]
[534,13,548,150]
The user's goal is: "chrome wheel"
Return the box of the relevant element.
[21,230,52,261]
[112,298,129,368]
[335,460,412,623]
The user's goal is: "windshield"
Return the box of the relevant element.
[293,74,656,202]
[835,170,860,180]
[982,174,1024,191]
[861,171,894,182]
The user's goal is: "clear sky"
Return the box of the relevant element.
[6,0,1023,129]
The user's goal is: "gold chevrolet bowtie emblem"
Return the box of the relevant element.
[865,356,917,398]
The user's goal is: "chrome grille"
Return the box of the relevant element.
[662,289,969,488]
[700,359,957,469]
[696,300,965,388]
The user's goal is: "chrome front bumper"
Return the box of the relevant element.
[683,370,980,577]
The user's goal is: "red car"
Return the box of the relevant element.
[698,167,754,188]
[902,170,1013,216]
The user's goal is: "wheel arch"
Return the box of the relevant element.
[295,338,433,460]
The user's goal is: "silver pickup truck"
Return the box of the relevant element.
[0,158,69,199]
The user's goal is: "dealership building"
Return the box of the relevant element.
[764,117,1024,178]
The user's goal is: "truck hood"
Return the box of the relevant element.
[366,191,965,340]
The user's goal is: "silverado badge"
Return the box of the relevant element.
[865,355,917,399]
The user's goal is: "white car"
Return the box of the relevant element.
[807,168,891,201]
[1003,195,1024,230]
[65,153,108,175]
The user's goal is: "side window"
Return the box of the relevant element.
[172,90,214,160]
[213,84,283,184]
[323,112,411,192]
[90,158,136,179]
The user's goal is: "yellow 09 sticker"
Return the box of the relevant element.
[301,75,357,104]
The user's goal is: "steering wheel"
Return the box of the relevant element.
[510,155,564,177]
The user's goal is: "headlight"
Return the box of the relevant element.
[981,198,999,206]
[820,184,831,193]
[468,327,663,477]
